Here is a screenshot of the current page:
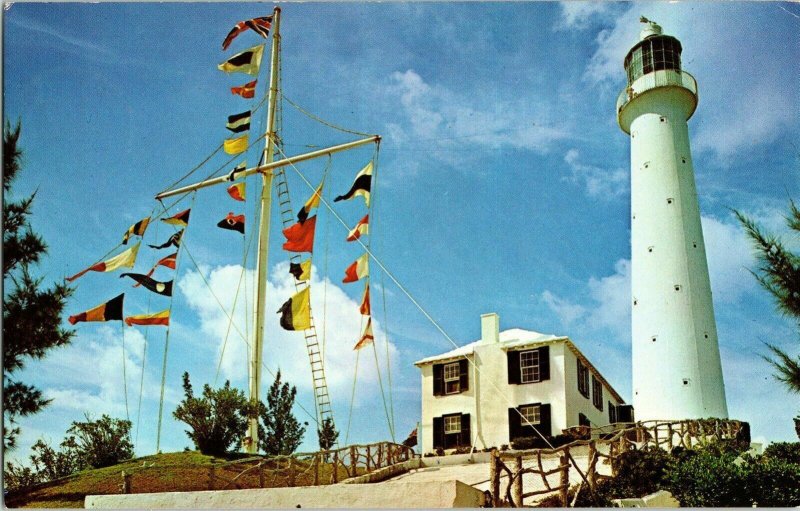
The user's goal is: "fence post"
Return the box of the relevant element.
[559,450,569,507]
[332,450,339,483]
[259,461,265,488]
[489,449,500,507]
[513,456,523,507]
[121,471,131,494]
[288,457,296,487]
[208,462,216,490]
[350,446,358,476]
[588,441,597,491]
[377,443,383,468]
[366,445,372,472]
[314,454,320,486]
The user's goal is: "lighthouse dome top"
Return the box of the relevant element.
[640,20,663,40]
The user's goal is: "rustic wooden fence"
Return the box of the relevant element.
[119,441,415,494]
[488,419,744,507]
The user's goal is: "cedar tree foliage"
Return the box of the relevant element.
[258,370,306,456]
[173,372,252,456]
[736,204,800,394]
[3,120,75,451]
[318,417,339,452]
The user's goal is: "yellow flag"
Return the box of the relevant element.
[277,286,311,331]
[104,242,140,272]
[224,135,249,155]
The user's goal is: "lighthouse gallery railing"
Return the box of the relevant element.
[616,69,698,114]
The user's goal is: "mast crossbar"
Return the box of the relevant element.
[154,136,380,201]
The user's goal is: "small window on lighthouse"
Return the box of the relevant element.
[674,284,682,291]
[643,162,650,169]
[681,157,687,164]
[633,298,638,306]
[704,332,709,339]
[693,242,698,248]
[651,336,657,343]
[660,116,666,123]
[667,198,674,204]
[647,246,654,253]
[682,378,691,386]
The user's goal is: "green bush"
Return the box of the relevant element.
[763,441,800,464]
[743,456,800,506]
[665,449,748,507]
[173,372,253,456]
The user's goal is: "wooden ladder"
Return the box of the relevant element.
[273,168,336,444]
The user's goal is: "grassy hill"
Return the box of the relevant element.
[4,450,345,508]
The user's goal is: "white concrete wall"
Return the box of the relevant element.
[562,349,624,428]
[624,71,728,420]
[85,481,485,509]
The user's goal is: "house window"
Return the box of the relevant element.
[444,414,461,434]
[609,402,618,424]
[520,350,540,383]
[592,375,603,411]
[444,362,460,394]
[578,413,590,428]
[520,404,540,426]
[577,359,590,398]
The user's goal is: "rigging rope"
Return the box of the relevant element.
[121,323,129,422]
[283,94,373,138]
[134,205,159,447]
[369,143,396,439]
[214,209,258,387]
[154,192,195,453]
[344,348,361,446]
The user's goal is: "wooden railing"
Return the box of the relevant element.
[118,441,416,494]
[488,419,744,507]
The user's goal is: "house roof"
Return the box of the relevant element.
[413,328,625,403]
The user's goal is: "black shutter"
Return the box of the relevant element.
[433,416,444,449]
[539,346,550,381]
[540,403,552,437]
[433,364,444,396]
[507,351,520,384]
[508,407,521,442]
[459,359,469,392]
[617,404,634,423]
[460,413,471,447]
[609,402,617,424]
[576,358,582,393]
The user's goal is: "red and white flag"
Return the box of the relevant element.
[346,214,369,242]
[353,318,374,350]
[342,253,368,284]
[359,283,370,316]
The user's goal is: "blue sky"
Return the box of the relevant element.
[3,2,799,463]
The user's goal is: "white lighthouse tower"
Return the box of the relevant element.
[617,20,728,421]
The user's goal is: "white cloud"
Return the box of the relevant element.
[541,259,631,342]
[555,2,615,30]
[564,148,629,198]
[36,326,165,417]
[385,69,571,167]
[701,215,757,304]
[177,263,398,404]
[583,5,798,159]
[540,289,586,325]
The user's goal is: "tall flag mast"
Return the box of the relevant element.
[245,5,282,455]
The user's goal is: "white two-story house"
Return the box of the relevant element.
[414,313,632,453]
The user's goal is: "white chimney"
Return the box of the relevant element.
[480,313,499,344]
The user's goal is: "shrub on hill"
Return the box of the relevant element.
[173,372,253,456]
[763,441,800,464]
